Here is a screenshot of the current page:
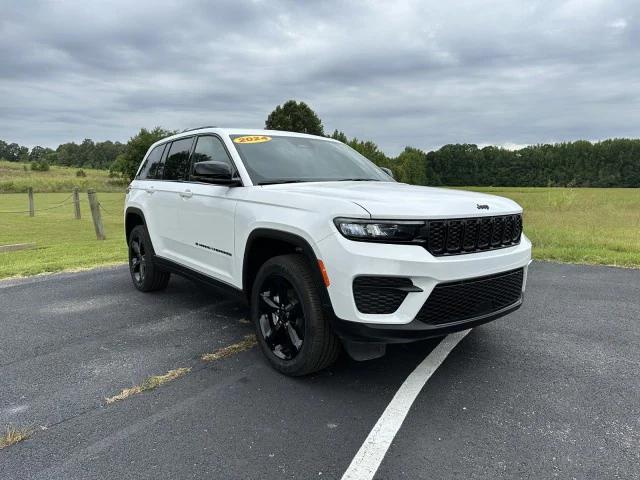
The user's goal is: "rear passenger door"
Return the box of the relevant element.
[173,134,240,284]
[152,136,195,261]
[133,142,167,252]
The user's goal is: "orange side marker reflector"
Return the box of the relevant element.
[317,260,330,287]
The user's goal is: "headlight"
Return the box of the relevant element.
[333,218,425,243]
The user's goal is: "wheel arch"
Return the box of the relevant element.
[125,207,147,245]
[242,228,333,311]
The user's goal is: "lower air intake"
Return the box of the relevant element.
[415,268,524,325]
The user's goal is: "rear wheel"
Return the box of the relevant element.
[251,254,340,376]
[128,225,170,292]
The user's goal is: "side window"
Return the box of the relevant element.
[137,144,166,180]
[191,136,234,177]
[163,137,194,181]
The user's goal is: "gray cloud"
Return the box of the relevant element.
[1,0,639,155]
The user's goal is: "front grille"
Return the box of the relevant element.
[426,214,522,256]
[415,268,524,325]
[353,276,415,314]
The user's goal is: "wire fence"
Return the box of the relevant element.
[0,189,121,241]
[96,201,113,215]
[0,194,118,215]
[0,193,75,214]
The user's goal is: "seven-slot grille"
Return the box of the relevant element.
[415,268,524,325]
[426,214,522,256]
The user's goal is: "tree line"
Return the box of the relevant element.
[347,137,640,188]
[2,100,639,187]
[267,100,640,188]
[0,138,125,170]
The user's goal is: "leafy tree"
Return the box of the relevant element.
[330,130,394,170]
[93,140,125,169]
[330,129,348,143]
[0,141,28,162]
[346,138,391,167]
[110,127,175,180]
[396,147,428,185]
[265,100,324,135]
[28,146,52,163]
[54,139,124,168]
[56,142,80,166]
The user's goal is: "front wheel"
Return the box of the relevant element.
[251,254,340,376]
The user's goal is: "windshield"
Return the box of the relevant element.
[230,134,392,185]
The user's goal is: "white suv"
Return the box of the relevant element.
[124,127,532,376]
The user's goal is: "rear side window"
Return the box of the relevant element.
[191,136,234,175]
[137,144,166,180]
[163,137,194,181]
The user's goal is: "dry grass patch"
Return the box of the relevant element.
[0,426,31,449]
[201,334,257,362]
[105,367,191,404]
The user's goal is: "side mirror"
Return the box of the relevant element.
[380,167,394,179]
[192,161,240,185]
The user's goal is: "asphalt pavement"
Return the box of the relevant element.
[0,262,638,479]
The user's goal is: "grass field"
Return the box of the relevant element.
[0,160,127,193]
[0,192,126,278]
[465,187,640,267]
[0,188,638,279]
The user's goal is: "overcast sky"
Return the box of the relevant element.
[1,0,638,155]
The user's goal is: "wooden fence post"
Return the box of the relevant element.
[87,189,105,240]
[73,187,81,219]
[28,187,34,217]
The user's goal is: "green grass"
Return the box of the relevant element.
[0,192,126,278]
[461,187,640,268]
[0,160,127,193]
[0,188,638,280]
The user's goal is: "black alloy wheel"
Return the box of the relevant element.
[251,254,340,376]
[129,232,146,286]
[258,274,305,360]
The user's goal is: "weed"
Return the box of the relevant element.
[0,426,31,449]
[201,335,257,362]
[105,367,191,404]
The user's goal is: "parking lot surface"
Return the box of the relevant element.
[1,262,638,479]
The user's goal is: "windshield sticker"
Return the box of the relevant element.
[233,135,272,144]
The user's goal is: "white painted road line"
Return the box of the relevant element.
[341,329,471,480]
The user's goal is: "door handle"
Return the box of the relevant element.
[179,189,193,198]
[145,187,155,194]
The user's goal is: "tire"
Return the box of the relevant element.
[128,225,170,292]
[251,254,341,376]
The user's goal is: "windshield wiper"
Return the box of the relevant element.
[334,178,380,182]
[257,178,380,185]
[257,179,311,186]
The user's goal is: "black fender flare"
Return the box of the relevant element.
[242,228,334,312]
[124,207,148,245]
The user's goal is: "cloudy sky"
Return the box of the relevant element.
[1,0,638,155]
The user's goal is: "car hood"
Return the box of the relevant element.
[261,181,522,219]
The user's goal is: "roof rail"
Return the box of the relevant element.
[181,125,217,133]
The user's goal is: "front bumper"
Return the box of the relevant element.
[331,297,522,343]
[317,231,532,341]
